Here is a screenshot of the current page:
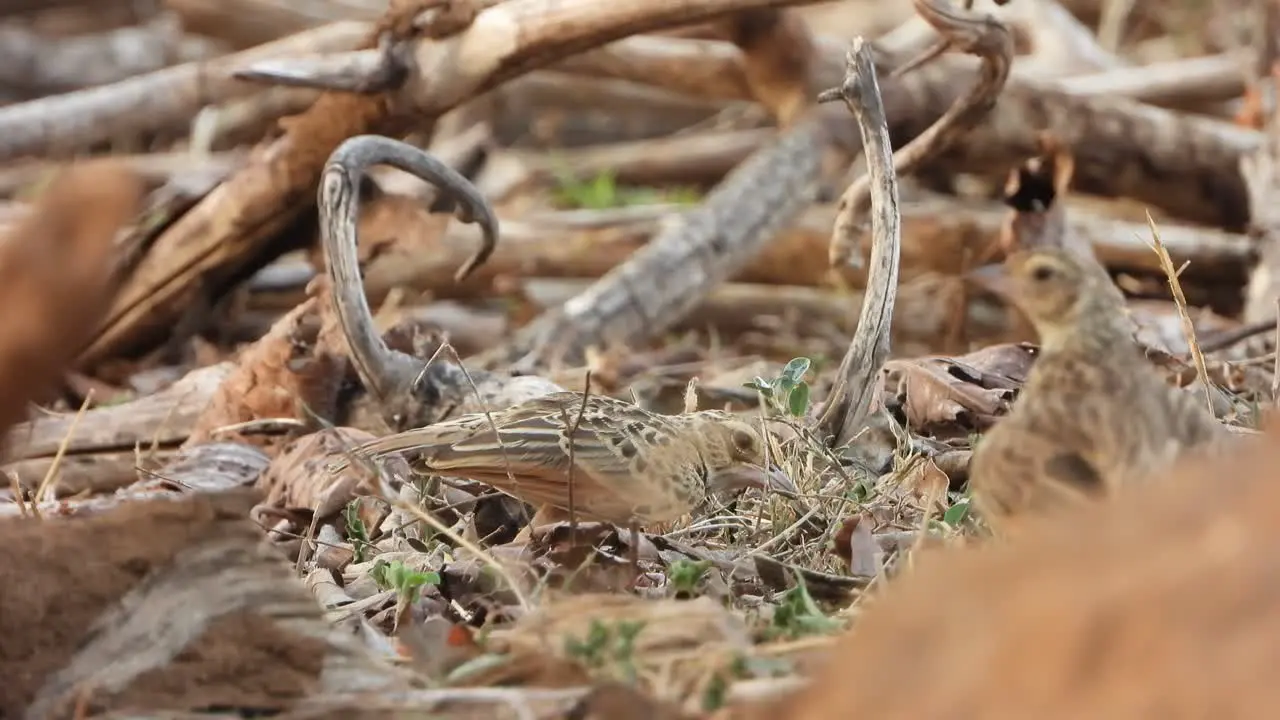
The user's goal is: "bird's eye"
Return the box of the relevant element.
[731,428,757,454]
[1030,264,1056,282]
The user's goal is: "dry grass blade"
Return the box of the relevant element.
[32,390,94,505]
[1144,210,1214,416]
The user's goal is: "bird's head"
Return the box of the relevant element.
[1002,248,1125,349]
[694,413,796,497]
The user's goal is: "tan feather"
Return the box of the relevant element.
[331,392,788,525]
[970,248,1230,532]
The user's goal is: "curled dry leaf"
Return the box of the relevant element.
[255,426,410,523]
[527,520,662,594]
[829,513,884,580]
[884,356,1017,431]
[895,455,953,501]
[955,342,1038,383]
[186,297,347,450]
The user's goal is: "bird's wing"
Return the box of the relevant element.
[340,391,590,462]
[343,393,696,523]
[434,400,695,517]
[970,419,1104,529]
[1158,381,1232,447]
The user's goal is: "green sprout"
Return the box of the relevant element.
[745,357,813,418]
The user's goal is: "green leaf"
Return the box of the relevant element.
[773,375,796,395]
[780,357,811,385]
[943,497,971,527]
[370,559,391,590]
[702,671,731,711]
[787,381,810,417]
[744,377,774,396]
[667,558,712,595]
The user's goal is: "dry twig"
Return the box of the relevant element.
[319,134,498,430]
[823,0,1014,268]
[813,40,901,449]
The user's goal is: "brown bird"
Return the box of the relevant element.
[968,247,1227,531]
[331,391,794,526]
[733,421,1280,720]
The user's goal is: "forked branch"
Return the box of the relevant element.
[815,39,901,448]
[822,0,1013,268]
[318,134,498,430]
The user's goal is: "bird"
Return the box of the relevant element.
[967,247,1228,532]
[737,420,1280,720]
[330,391,795,526]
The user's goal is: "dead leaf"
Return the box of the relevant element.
[954,342,1038,383]
[896,455,952,508]
[885,356,1016,430]
[255,427,410,521]
[187,298,347,450]
[829,514,884,580]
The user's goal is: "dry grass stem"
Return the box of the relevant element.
[1145,210,1214,416]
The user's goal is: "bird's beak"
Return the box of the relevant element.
[708,464,798,498]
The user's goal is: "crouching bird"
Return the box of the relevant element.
[330,391,795,527]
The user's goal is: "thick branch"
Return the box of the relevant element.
[0,21,368,162]
[559,32,1259,229]
[824,0,1013,268]
[319,135,496,429]
[815,39,901,448]
[79,0,830,366]
[476,113,831,370]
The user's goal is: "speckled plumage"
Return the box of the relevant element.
[969,248,1228,531]
[334,392,788,525]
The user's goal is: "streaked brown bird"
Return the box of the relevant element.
[968,248,1228,532]
[331,391,794,526]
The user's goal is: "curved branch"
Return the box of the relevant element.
[814,39,901,448]
[822,0,1014,268]
[318,134,498,429]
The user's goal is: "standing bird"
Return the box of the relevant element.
[968,248,1228,532]
[330,391,794,526]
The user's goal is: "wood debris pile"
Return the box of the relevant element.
[1,0,1277,717]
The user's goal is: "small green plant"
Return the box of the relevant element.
[768,573,843,640]
[554,168,623,209]
[667,558,712,598]
[702,654,791,711]
[551,167,701,210]
[745,357,813,418]
[942,495,972,528]
[370,559,440,604]
[702,670,730,712]
[342,500,374,564]
[564,619,647,683]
